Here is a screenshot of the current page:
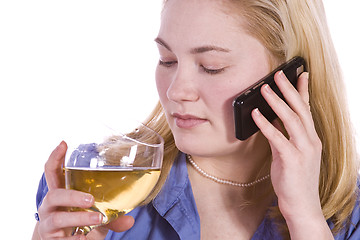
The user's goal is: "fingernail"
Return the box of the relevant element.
[253,108,261,116]
[278,70,286,80]
[302,72,309,80]
[83,194,94,204]
[264,84,272,93]
[91,213,102,223]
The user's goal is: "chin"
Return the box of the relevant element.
[173,134,206,155]
[173,134,225,158]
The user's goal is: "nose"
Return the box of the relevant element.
[166,66,199,103]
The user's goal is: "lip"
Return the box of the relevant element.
[172,113,208,129]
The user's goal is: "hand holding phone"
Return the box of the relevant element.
[233,56,306,140]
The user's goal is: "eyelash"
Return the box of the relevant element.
[201,66,225,75]
[158,60,177,68]
[158,60,225,75]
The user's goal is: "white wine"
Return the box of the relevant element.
[65,167,160,223]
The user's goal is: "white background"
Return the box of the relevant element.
[0,1,359,239]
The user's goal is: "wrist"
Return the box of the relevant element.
[283,212,334,240]
[278,200,333,239]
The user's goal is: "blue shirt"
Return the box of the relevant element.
[36,153,360,239]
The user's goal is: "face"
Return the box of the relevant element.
[155,0,271,158]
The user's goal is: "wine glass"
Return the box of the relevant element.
[64,121,164,235]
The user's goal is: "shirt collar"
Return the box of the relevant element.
[152,152,189,216]
[152,152,201,238]
[151,152,283,239]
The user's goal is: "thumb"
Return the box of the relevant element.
[106,215,135,232]
[44,141,67,190]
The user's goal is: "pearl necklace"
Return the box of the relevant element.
[186,155,270,187]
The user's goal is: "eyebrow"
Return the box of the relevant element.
[154,37,230,54]
[154,37,172,51]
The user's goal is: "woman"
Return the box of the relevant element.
[33,0,360,239]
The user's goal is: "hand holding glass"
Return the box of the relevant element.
[64,123,164,235]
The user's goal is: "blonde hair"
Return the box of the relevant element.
[142,0,359,238]
[228,0,359,237]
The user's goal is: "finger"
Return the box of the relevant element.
[39,189,94,216]
[260,83,308,144]
[252,108,295,154]
[296,72,310,104]
[274,71,309,116]
[45,141,67,190]
[39,211,102,234]
[274,71,317,138]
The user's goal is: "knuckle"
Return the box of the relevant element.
[45,189,57,203]
[304,137,322,157]
[272,127,285,140]
[299,99,311,112]
[49,212,63,228]
[69,190,83,205]
[262,122,279,138]
[285,112,301,125]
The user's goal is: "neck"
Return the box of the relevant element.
[186,133,274,238]
[187,155,270,187]
[188,133,271,185]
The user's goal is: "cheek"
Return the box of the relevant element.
[205,83,241,129]
[204,77,257,137]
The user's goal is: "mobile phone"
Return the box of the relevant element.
[233,56,306,141]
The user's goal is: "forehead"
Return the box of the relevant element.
[159,0,247,48]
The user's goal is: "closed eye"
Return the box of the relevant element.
[201,65,226,75]
[159,60,177,67]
